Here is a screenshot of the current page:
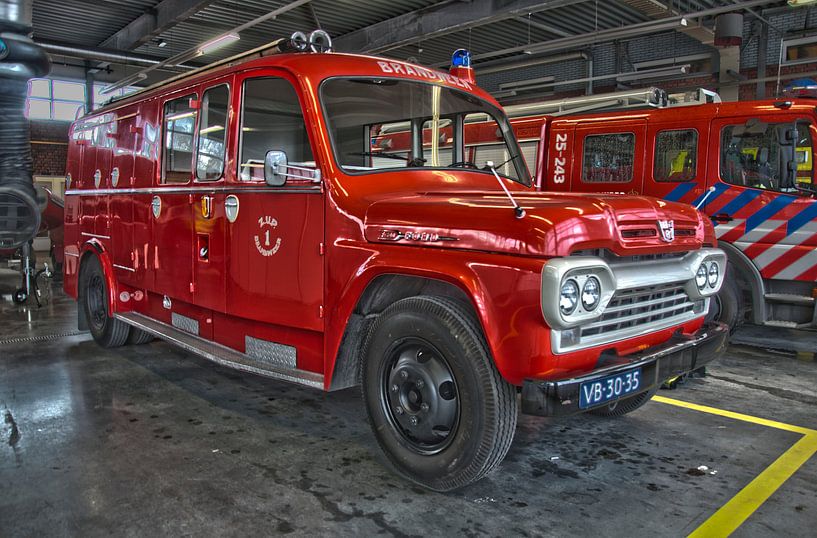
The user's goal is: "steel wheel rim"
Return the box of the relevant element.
[87,275,106,330]
[380,338,460,455]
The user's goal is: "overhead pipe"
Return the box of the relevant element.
[38,40,195,71]
[0,0,51,250]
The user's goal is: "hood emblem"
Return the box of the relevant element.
[658,220,675,242]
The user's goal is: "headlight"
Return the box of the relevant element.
[560,279,579,316]
[581,276,601,311]
[696,263,708,290]
[707,262,719,288]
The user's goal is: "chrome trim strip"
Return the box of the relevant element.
[65,186,322,196]
[64,252,80,258]
[81,232,111,240]
[115,312,324,389]
[113,264,136,272]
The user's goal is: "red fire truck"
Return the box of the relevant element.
[508,90,817,331]
[63,39,727,490]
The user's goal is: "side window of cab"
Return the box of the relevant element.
[238,77,313,181]
[162,94,198,184]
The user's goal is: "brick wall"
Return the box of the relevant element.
[30,121,69,176]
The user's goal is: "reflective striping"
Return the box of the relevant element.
[744,194,796,234]
[743,243,796,271]
[714,219,744,238]
[716,189,763,217]
[768,244,817,280]
[786,201,817,237]
[664,182,697,202]
[736,219,786,244]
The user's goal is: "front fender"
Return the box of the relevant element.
[326,244,549,386]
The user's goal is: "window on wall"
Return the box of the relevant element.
[654,129,698,182]
[162,94,198,184]
[782,36,817,65]
[26,78,86,121]
[196,85,230,181]
[239,77,312,181]
[582,133,635,183]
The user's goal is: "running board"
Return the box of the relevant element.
[764,293,815,306]
[116,312,325,389]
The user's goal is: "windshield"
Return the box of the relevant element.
[720,119,814,193]
[320,78,531,185]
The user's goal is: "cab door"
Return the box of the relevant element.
[570,120,647,194]
[190,77,232,313]
[152,90,198,305]
[643,122,708,204]
[223,72,324,335]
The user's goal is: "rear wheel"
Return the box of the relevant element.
[361,296,518,491]
[81,255,130,348]
[589,386,659,417]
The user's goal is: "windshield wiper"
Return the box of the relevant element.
[448,161,480,169]
[348,151,409,161]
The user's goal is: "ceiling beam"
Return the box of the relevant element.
[334,0,590,54]
[99,0,218,50]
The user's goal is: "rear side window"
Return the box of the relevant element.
[196,85,230,181]
[239,77,313,181]
[582,133,635,183]
[162,94,197,184]
[654,129,698,182]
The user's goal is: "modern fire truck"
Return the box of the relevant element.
[63,38,727,490]
[506,89,817,331]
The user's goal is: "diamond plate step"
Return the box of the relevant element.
[116,312,324,389]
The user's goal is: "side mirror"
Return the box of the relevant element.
[264,150,288,186]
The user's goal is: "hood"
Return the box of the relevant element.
[364,190,709,257]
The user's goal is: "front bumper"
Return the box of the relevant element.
[521,322,728,417]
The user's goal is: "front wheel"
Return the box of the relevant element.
[361,296,518,492]
[81,255,130,348]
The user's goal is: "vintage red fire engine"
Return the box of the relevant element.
[63,36,728,490]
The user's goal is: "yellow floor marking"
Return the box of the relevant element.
[653,396,817,537]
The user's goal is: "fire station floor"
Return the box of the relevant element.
[1,268,816,537]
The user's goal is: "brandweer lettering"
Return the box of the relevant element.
[377,61,472,90]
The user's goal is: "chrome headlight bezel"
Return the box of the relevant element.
[707,262,719,288]
[696,263,708,290]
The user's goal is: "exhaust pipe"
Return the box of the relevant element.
[0,0,50,250]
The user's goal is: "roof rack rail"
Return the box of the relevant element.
[100,30,332,110]
[503,86,720,118]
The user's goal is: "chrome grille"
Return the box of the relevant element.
[581,283,695,338]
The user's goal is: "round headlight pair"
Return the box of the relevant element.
[560,276,601,316]
[696,261,719,290]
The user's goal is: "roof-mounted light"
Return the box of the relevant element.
[198,33,241,56]
[451,49,471,68]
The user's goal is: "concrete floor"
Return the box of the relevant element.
[1,267,816,537]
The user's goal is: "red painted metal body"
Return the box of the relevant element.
[63,52,716,388]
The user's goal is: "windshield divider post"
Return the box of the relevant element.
[411,118,423,165]
[454,114,465,164]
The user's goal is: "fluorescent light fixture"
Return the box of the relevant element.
[198,33,240,55]
[616,64,690,83]
[100,72,147,95]
[199,125,224,135]
[167,111,196,122]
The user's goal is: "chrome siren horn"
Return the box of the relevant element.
[289,31,308,52]
[308,29,332,53]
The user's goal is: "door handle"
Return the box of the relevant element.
[712,213,733,223]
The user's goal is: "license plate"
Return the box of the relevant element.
[579,368,642,409]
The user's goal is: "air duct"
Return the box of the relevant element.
[0,0,50,250]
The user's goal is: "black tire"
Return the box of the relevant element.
[81,255,130,348]
[361,295,518,492]
[707,263,743,334]
[127,328,154,345]
[589,386,659,417]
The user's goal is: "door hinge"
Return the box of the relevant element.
[190,282,196,293]
[319,305,324,318]
[319,242,325,256]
